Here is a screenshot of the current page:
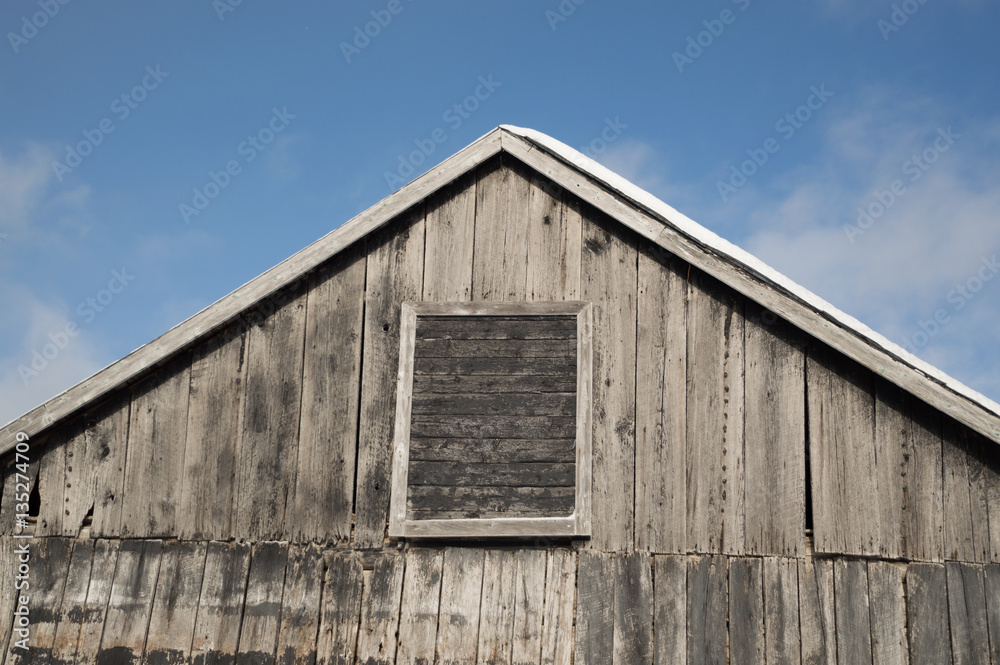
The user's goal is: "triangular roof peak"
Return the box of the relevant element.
[2,126,999,452]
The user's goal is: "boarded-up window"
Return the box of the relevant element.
[388,302,592,538]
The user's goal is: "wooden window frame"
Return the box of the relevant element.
[388,301,593,539]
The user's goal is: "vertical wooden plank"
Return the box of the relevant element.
[984,565,1000,665]
[686,273,745,555]
[525,172,581,301]
[905,563,952,665]
[582,210,637,552]
[833,559,872,665]
[436,548,485,665]
[904,404,945,562]
[874,383,910,561]
[686,555,727,665]
[576,551,614,665]
[653,555,686,665]
[807,346,879,556]
[798,558,837,665]
[613,552,653,665]
[867,561,908,665]
[35,431,71,536]
[89,396,131,538]
[190,542,252,665]
[73,539,119,665]
[97,540,162,665]
[946,563,991,665]
[143,540,208,665]
[356,553,405,665]
[472,157,531,302]
[179,327,245,541]
[984,445,1000,564]
[728,557,764,665]
[120,357,191,538]
[235,285,307,542]
[0,535,14,664]
[477,550,517,665]
[275,544,324,665]
[744,306,806,557]
[966,434,993,563]
[763,558,800,665]
[540,550,576,665]
[943,420,978,562]
[236,542,289,665]
[291,246,366,544]
[635,248,686,554]
[316,552,364,665]
[394,548,444,665]
[512,550,547,665]
[50,539,96,665]
[423,172,477,301]
[8,538,71,663]
[355,209,425,549]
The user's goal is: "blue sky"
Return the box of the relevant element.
[2,0,999,425]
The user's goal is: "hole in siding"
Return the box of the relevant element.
[28,480,41,518]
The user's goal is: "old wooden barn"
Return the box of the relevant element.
[2,125,1000,665]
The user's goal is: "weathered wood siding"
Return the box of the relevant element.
[2,154,999,559]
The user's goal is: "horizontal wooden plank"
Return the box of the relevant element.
[409,437,575,463]
[414,355,575,376]
[411,392,576,417]
[412,302,587,316]
[408,484,575,517]
[415,338,576,359]
[407,461,576,487]
[401,516,578,538]
[410,415,576,439]
[416,316,577,340]
[413,374,577,394]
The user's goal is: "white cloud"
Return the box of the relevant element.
[0,143,55,231]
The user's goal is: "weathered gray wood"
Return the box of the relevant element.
[582,211,637,552]
[477,550,517,665]
[143,541,207,665]
[73,539,119,665]
[410,415,576,439]
[394,548,444,665]
[983,444,1000,564]
[423,171,477,301]
[415,338,576,359]
[0,437,40,539]
[874,383,910,561]
[274,545,324,665]
[408,485,575,518]
[0,536,13,665]
[411,393,576,418]
[355,208,426,549]
[316,552,364,665]
[944,420,989,562]
[808,345,879,556]
[905,563,952,665]
[984,565,1000,665]
[966,434,993,563]
[190,542,252,665]
[120,358,191,538]
[686,555,727,665]
[525,170,581,301]
[540,550,575,665]
[35,428,75,536]
[388,302,418,539]
[472,157,532,302]
[49,539,95,665]
[833,559,873,665]
[88,397,131,538]
[903,402,945,562]
[573,303,593,536]
[97,540,162,665]
[179,327,245,541]
[413,374,577,395]
[355,554,405,665]
[409,438,575,464]
[408,462,575,487]
[744,304,806,557]
[402,516,578,539]
[10,537,71,663]
[416,317,577,340]
[236,542,289,665]
[576,551,614,665]
[686,272,745,554]
[414,355,576,377]
[866,561,908,665]
[798,558,837,665]
[614,552,653,665]
[234,284,307,541]
[946,563,991,665]
[763,557,801,665]
[436,548,485,665]
[653,556,686,665]
[635,248,686,554]
[291,246,366,544]
[728,557,765,665]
